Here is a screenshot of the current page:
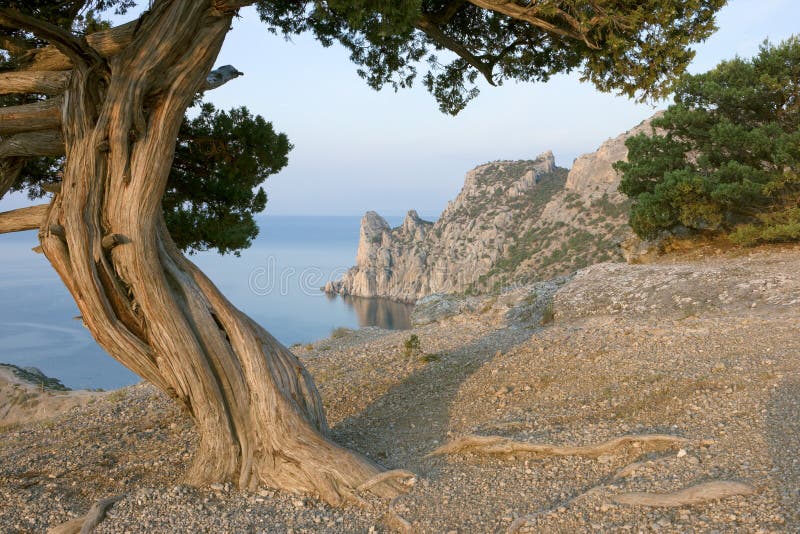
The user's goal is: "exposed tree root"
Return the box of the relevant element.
[47,494,123,534]
[427,434,687,458]
[613,481,756,507]
[385,497,413,533]
[357,469,417,493]
[613,460,648,479]
[507,486,605,533]
[509,472,755,531]
[506,456,648,533]
[506,449,748,532]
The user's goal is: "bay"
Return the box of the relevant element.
[0,215,413,390]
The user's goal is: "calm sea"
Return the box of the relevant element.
[0,215,413,390]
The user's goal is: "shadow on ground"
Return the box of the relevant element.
[330,323,537,472]
[766,378,800,530]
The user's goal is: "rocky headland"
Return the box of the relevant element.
[325,117,657,302]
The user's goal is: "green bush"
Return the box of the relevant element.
[330,327,354,339]
[615,37,800,245]
[540,302,555,325]
[403,334,422,359]
[729,208,800,245]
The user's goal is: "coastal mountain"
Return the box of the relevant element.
[325,117,655,302]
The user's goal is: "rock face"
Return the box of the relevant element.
[0,364,103,427]
[326,117,656,302]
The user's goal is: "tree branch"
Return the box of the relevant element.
[415,14,496,86]
[0,204,49,234]
[203,65,244,91]
[22,20,137,71]
[0,33,33,56]
[1,64,236,97]
[0,98,61,136]
[429,0,468,25]
[0,158,24,200]
[0,130,64,159]
[465,0,600,49]
[0,70,70,95]
[0,8,100,68]
[212,0,259,12]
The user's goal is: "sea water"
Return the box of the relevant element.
[0,215,413,390]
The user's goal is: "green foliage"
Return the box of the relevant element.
[486,168,568,276]
[729,208,800,246]
[257,0,724,114]
[164,103,291,255]
[540,302,555,325]
[330,327,354,339]
[1,2,290,257]
[419,352,440,363]
[616,37,800,244]
[0,1,119,189]
[9,101,291,256]
[0,363,70,391]
[403,334,422,358]
[591,193,630,219]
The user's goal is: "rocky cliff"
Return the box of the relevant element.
[326,117,655,302]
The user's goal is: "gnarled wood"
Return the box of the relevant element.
[46,494,123,534]
[427,434,688,458]
[42,182,62,193]
[0,98,61,135]
[0,33,32,56]
[0,158,24,199]
[0,8,99,69]
[0,130,64,158]
[465,0,601,48]
[21,21,138,71]
[33,0,403,507]
[101,233,127,250]
[0,204,48,234]
[0,71,69,95]
[613,481,756,507]
[415,14,495,85]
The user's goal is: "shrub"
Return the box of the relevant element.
[331,327,354,339]
[616,37,800,245]
[540,302,555,325]
[403,334,422,359]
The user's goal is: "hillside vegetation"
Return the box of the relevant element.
[617,37,800,247]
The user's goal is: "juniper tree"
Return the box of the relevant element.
[0,0,724,507]
[616,37,800,244]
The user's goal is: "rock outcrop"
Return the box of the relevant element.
[326,117,656,302]
[0,364,102,427]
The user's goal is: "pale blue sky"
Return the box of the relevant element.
[2,0,798,216]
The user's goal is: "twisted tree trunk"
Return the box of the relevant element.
[3,0,404,505]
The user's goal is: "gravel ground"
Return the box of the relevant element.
[0,243,798,533]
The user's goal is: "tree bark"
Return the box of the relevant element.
[32,0,404,505]
[0,204,48,234]
[0,130,64,158]
[18,20,138,71]
[0,98,61,135]
[0,71,69,95]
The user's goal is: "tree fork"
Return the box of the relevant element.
[29,0,405,506]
